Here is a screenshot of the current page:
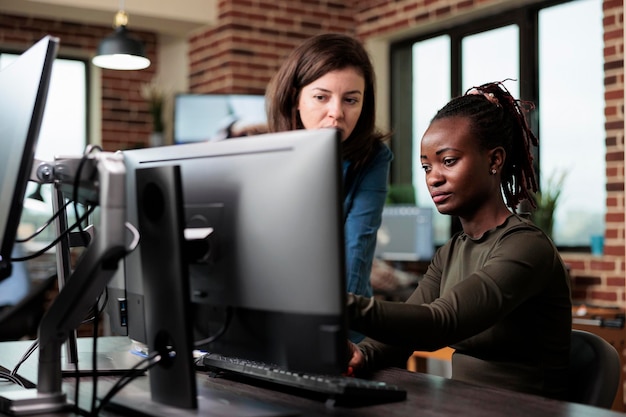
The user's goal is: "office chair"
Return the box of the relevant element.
[0,273,57,341]
[568,329,621,408]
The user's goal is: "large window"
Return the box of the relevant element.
[392,0,604,249]
[538,1,604,245]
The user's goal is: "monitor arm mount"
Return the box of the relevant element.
[0,151,127,415]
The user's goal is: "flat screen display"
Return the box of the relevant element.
[173,94,266,143]
[0,36,58,281]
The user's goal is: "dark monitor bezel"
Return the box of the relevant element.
[0,36,59,281]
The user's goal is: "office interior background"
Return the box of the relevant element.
[0,0,624,401]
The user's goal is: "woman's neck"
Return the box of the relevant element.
[460,204,513,239]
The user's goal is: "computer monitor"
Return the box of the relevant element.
[173,94,267,143]
[118,128,348,376]
[0,36,58,281]
[375,206,435,261]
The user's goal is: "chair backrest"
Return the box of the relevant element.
[568,329,621,408]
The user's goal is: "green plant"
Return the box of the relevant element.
[141,80,165,133]
[386,183,416,205]
[531,170,567,239]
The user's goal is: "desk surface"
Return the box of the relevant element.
[1,337,625,417]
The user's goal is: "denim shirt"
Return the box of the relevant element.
[342,143,393,299]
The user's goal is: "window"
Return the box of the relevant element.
[392,0,604,249]
[412,36,450,242]
[538,0,605,245]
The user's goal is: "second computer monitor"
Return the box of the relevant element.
[120,128,348,375]
[0,35,58,281]
[375,206,434,262]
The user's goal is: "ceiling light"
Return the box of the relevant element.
[92,7,150,71]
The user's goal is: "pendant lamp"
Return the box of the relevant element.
[92,3,150,71]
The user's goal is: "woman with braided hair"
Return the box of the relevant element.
[346,82,572,400]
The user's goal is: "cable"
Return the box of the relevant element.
[72,146,102,248]
[13,184,138,265]
[194,306,233,348]
[15,145,102,256]
[90,301,100,414]
[10,205,97,262]
[11,339,39,378]
[71,346,81,415]
[15,199,72,243]
[91,351,161,416]
[79,285,110,327]
[0,371,26,388]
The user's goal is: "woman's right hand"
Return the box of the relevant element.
[346,341,366,375]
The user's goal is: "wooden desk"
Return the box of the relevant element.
[1,338,625,417]
[98,367,626,417]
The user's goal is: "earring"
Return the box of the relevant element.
[491,169,497,175]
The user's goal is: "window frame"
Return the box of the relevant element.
[389,0,599,251]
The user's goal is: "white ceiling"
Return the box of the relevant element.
[0,0,217,37]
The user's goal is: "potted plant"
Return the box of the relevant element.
[141,80,165,146]
[386,183,416,205]
[531,170,567,240]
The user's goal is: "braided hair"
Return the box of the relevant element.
[431,81,538,210]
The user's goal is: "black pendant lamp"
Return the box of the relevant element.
[92,3,150,71]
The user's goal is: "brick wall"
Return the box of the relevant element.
[187,0,356,93]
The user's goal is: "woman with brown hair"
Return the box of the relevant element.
[266,33,393,342]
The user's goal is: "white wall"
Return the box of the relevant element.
[156,34,190,145]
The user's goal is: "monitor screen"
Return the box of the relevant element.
[0,36,58,281]
[375,206,435,261]
[116,128,348,375]
[173,94,267,143]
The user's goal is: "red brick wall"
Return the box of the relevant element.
[187,0,356,93]
[0,14,158,151]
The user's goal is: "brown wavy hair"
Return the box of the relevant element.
[265,33,390,169]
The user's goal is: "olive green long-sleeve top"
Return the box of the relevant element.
[348,214,572,400]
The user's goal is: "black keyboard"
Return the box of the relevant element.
[197,353,407,405]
